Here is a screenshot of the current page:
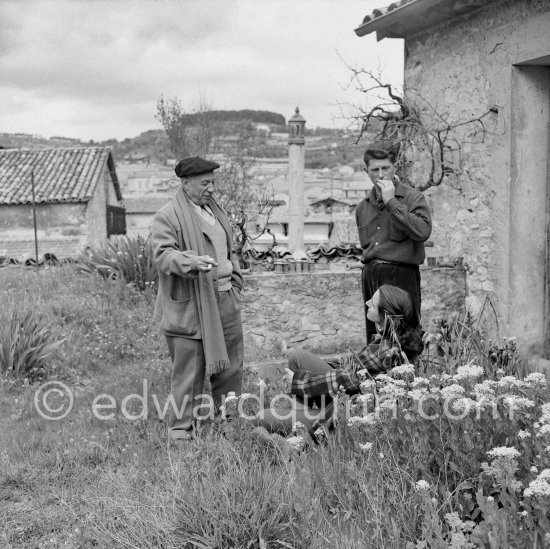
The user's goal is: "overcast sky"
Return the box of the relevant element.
[0,0,404,141]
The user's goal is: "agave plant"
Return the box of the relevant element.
[0,307,64,378]
[77,234,158,292]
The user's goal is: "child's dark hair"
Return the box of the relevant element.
[378,284,423,361]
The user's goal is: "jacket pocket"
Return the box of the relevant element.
[163,296,200,336]
[390,224,407,242]
[357,224,368,246]
[163,277,200,336]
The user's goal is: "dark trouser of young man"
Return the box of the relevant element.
[361,259,421,342]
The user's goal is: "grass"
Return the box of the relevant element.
[1,265,549,548]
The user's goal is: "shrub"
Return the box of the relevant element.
[0,305,63,379]
[77,234,158,292]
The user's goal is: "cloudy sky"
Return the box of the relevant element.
[0,0,404,141]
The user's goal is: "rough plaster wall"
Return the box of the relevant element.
[0,203,86,234]
[126,213,153,237]
[241,268,466,362]
[0,203,88,257]
[86,168,107,247]
[404,0,550,339]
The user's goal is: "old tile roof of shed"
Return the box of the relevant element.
[355,0,498,40]
[0,147,122,205]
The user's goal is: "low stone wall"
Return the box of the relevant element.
[241,266,466,363]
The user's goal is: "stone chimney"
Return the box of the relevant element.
[287,107,306,254]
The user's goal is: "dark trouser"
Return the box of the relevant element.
[255,350,334,436]
[361,261,421,342]
[165,287,243,435]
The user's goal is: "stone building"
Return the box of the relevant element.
[125,194,170,237]
[0,147,125,258]
[355,0,550,353]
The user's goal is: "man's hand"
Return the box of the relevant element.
[377,178,395,204]
[190,255,218,273]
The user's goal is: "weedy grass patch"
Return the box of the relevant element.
[1,265,550,548]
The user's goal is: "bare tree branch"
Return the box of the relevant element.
[344,69,500,192]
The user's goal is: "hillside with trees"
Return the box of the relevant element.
[0,107,376,169]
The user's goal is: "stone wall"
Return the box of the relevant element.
[402,0,550,348]
[241,268,466,363]
[0,203,88,258]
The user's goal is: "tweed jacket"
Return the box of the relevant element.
[151,199,243,338]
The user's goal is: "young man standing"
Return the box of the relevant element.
[355,140,432,342]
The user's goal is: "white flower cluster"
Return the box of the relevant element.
[347,413,378,427]
[391,364,415,379]
[502,395,536,410]
[518,430,531,440]
[415,480,430,491]
[524,372,548,387]
[408,389,430,402]
[411,377,430,389]
[356,369,369,382]
[450,397,477,413]
[359,442,373,452]
[498,376,523,389]
[378,399,398,413]
[441,384,466,398]
[314,427,327,442]
[524,474,550,498]
[487,446,520,460]
[453,363,484,382]
[540,403,550,424]
[292,421,308,436]
[359,379,376,394]
[354,394,374,405]
[472,381,496,397]
[286,436,305,452]
[375,374,394,385]
[379,384,407,398]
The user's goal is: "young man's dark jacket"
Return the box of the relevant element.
[355,180,432,265]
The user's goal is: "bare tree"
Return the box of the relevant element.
[343,67,500,191]
[156,94,223,159]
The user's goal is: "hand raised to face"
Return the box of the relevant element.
[376,178,396,204]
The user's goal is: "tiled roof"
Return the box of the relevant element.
[0,147,122,205]
[355,0,497,40]
[361,0,415,25]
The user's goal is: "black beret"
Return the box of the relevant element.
[174,157,220,178]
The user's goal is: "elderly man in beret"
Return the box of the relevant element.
[152,156,244,441]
